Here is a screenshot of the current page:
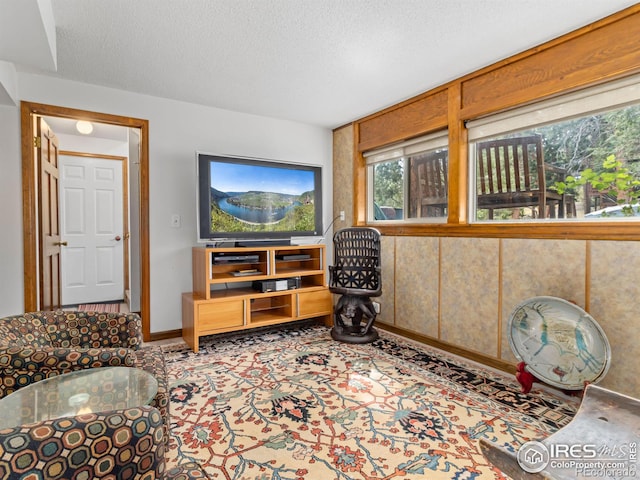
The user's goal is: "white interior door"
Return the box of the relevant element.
[60,155,125,305]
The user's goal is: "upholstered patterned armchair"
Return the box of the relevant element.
[0,406,208,479]
[0,311,170,450]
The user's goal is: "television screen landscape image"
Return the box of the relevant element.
[197,154,323,242]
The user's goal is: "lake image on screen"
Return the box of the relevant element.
[209,162,316,232]
[217,195,299,223]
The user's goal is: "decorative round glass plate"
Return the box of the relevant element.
[508,296,611,390]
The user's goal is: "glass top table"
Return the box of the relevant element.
[0,367,158,430]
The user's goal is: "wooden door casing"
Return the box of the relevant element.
[22,102,150,339]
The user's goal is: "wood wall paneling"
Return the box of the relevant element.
[357,90,448,152]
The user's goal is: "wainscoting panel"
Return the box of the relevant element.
[440,237,500,357]
[500,238,587,363]
[395,236,439,336]
[589,240,640,394]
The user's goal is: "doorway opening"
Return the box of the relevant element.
[21,101,151,341]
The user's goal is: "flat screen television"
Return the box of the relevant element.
[196,153,323,244]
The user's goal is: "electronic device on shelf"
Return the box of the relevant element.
[196,152,323,244]
[275,254,311,261]
[212,254,260,263]
[252,277,301,292]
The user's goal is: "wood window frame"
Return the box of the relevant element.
[351,5,640,241]
[364,130,450,224]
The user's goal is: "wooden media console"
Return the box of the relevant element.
[182,244,332,352]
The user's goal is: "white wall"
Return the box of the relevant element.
[55,133,128,157]
[0,73,333,332]
[0,105,23,315]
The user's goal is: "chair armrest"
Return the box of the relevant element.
[45,311,143,349]
[0,406,165,478]
[544,163,568,183]
[0,312,52,347]
[134,346,171,449]
[0,346,136,398]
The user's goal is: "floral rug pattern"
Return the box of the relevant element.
[163,325,577,479]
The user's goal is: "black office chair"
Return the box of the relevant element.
[329,227,382,343]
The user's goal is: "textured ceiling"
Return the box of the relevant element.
[24,0,640,128]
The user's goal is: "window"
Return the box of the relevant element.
[365,131,448,222]
[468,75,640,222]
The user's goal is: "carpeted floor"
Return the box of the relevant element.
[162,324,577,479]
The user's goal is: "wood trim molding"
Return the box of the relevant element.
[353,123,367,225]
[58,151,126,161]
[21,104,38,310]
[357,89,448,152]
[139,118,151,341]
[20,102,152,341]
[368,222,640,241]
[447,83,465,224]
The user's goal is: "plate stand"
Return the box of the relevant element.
[515,362,536,394]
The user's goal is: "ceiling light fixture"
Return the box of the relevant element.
[76,120,93,134]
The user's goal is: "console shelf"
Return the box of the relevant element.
[182,244,332,352]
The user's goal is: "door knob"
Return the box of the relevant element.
[115,236,122,241]
[54,241,68,246]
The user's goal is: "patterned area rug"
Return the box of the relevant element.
[163,325,577,479]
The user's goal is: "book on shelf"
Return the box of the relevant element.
[230,269,260,277]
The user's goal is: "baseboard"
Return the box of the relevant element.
[149,329,182,342]
[376,323,517,375]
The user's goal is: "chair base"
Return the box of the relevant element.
[331,294,379,344]
[331,325,379,344]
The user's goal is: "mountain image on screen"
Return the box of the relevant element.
[210,187,315,233]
